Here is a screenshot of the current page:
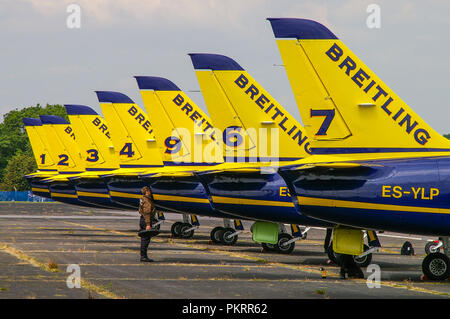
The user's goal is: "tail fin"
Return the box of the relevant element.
[135,76,223,164]
[268,18,450,154]
[65,105,119,171]
[23,118,56,171]
[189,53,311,161]
[39,115,85,172]
[95,91,164,168]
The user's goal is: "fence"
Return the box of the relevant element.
[0,191,53,202]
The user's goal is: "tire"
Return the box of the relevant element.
[220,227,238,245]
[327,241,338,264]
[276,233,295,254]
[353,244,372,268]
[422,253,450,280]
[401,241,414,255]
[261,243,276,252]
[210,226,224,244]
[170,222,183,238]
[179,223,195,239]
[425,241,441,255]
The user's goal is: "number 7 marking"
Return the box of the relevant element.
[310,109,335,136]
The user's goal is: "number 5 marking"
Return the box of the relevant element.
[310,109,335,136]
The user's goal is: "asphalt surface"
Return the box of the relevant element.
[0,202,449,299]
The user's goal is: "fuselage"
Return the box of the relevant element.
[278,156,450,236]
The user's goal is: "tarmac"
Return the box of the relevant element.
[0,202,449,299]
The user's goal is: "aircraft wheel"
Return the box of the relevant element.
[422,253,450,280]
[171,222,183,238]
[425,241,441,255]
[220,227,238,245]
[353,244,372,267]
[276,233,295,254]
[210,226,224,244]
[261,243,276,252]
[179,223,195,239]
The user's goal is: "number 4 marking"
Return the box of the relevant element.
[310,109,335,136]
[120,143,135,158]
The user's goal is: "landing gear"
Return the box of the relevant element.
[422,253,450,281]
[353,245,372,268]
[422,236,450,280]
[425,240,442,255]
[210,219,243,245]
[327,241,372,267]
[259,224,307,254]
[179,223,195,239]
[170,214,199,238]
[219,227,238,245]
[276,233,295,254]
[170,221,183,237]
[210,226,224,244]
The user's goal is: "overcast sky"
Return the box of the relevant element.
[1,0,450,133]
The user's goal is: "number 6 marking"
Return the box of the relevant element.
[310,109,335,136]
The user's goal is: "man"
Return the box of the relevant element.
[139,186,156,262]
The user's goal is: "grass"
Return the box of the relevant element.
[315,288,327,296]
[47,260,59,272]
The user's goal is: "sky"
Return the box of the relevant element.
[1,0,450,133]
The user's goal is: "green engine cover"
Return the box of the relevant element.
[252,221,279,244]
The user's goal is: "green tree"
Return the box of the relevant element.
[444,134,450,140]
[0,104,67,189]
[0,151,37,191]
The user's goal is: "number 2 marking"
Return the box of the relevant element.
[58,154,69,166]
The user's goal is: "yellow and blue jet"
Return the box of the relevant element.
[266,17,450,279]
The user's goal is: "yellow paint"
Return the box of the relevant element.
[299,195,449,214]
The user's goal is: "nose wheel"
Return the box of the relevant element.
[422,252,450,280]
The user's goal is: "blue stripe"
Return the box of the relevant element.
[267,18,337,40]
[224,156,302,162]
[23,118,42,126]
[65,104,98,116]
[85,168,117,171]
[95,91,134,104]
[162,161,220,167]
[119,164,164,168]
[39,115,69,125]
[188,53,244,71]
[59,171,84,174]
[311,147,450,155]
[135,76,180,91]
